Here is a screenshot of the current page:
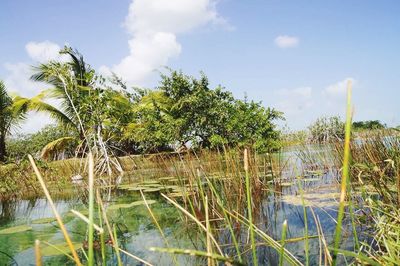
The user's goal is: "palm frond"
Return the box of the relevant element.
[41,136,76,160]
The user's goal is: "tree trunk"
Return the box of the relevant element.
[0,133,6,162]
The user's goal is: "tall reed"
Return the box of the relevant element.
[332,80,352,265]
[244,148,257,266]
[87,152,94,265]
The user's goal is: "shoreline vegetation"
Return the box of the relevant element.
[0,46,399,265]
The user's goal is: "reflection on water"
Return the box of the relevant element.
[0,148,367,265]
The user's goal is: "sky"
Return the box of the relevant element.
[1,0,399,133]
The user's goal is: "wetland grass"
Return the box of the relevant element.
[2,118,398,265]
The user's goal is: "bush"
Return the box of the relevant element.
[308,116,345,143]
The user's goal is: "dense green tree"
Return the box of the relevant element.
[122,90,176,152]
[150,70,283,151]
[223,99,283,151]
[353,120,386,130]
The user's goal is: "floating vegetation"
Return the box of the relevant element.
[168,191,195,198]
[141,180,161,185]
[0,225,32,234]
[41,242,83,256]
[31,217,57,224]
[282,191,341,208]
[126,186,148,191]
[142,188,162,192]
[107,200,157,211]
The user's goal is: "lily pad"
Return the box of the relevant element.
[169,191,194,198]
[0,225,32,234]
[118,184,140,189]
[282,191,342,208]
[143,188,161,192]
[31,217,57,224]
[280,182,294,187]
[141,180,160,185]
[107,203,133,211]
[127,186,147,191]
[130,200,157,206]
[141,184,162,188]
[107,200,157,210]
[41,242,83,256]
[163,185,179,190]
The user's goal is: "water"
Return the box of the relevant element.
[0,148,367,265]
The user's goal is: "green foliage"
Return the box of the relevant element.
[125,70,283,152]
[0,80,30,162]
[6,125,78,161]
[308,116,345,143]
[9,48,283,159]
[352,120,386,131]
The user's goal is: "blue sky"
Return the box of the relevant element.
[1,0,399,132]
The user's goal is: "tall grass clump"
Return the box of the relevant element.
[330,98,400,263]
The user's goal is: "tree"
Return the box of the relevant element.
[23,49,283,157]
[29,46,97,140]
[122,90,176,152]
[308,116,345,143]
[222,99,283,151]
[0,80,28,162]
[353,120,386,130]
[150,70,283,151]
[6,124,78,161]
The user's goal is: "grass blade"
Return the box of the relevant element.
[279,220,288,266]
[244,149,258,266]
[88,152,95,265]
[28,155,82,266]
[332,80,353,265]
[35,240,42,266]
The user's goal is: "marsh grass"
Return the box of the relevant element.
[12,111,399,265]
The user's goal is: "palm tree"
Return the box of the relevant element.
[9,46,101,159]
[30,46,96,139]
[28,47,125,176]
[0,80,28,162]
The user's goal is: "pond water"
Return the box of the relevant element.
[0,147,368,265]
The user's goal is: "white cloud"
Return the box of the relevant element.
[107,0,228,85]
[3,62,53,133]
[112,32,181,83]
[25,41,67,62]
[3,41,66,97]
[324,77,355,97]
[2,40,66,133]
[19,112,54,133]
[3,62,40,97]
[275,86,313,115]
[274,35,299,48]
[124,0,222,35]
